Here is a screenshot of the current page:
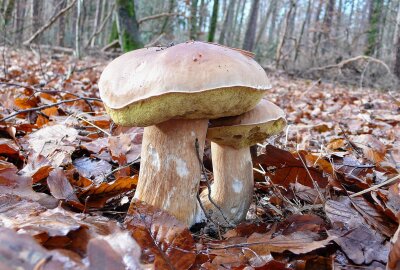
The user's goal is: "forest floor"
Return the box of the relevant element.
[0,49,399,270]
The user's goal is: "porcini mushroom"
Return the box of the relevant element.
[99,41,270,226]
[202,99,286,225]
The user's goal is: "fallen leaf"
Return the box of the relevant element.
[255,145,329,189]
[125,199,196,270]
[325,197,390,264]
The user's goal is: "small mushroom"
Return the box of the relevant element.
[202,99,286,225]
[99,41,270,226]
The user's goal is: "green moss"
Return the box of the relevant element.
[105,87,266,127]
[122,30,142,51]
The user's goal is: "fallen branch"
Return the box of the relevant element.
[350,174,400,198]
[0,97,102,122]
[305,55,391,75]
[29,44,75,54]
[138,12,179,24]
[23,0,77,46]
[144,33,165,48]
[101,40,120,52]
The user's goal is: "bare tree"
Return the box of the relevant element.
[207,0,218,42]
[189,0,198,40]
[242,0,259,51]
[218,0,234,45]
[114,0,142,52]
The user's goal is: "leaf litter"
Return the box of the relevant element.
[0,50,399,269]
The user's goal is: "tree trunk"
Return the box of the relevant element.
[160,0,174,35]
[31,0,42,38]
[294,0,312,63]
[115,0,142,52]
[3,0,15,25]
[321,0,335,54]
[218,0,234,45]
[242,0,259,51]
[231,0,243,44]
[197,0,205,39]
[267,0,278,46]
[394,31,400,79]
[393,1,400,60]
[233,0,246,47]
[365,0,383,56]
[90,0,102,47]
[75,0,82,58]
[57,0,66,46]
[207,0,218,42]
[15,0,25,45]
[312,0,323,46]
[254,0,276,49]
[275,0,295,68]
[189,0,198,40]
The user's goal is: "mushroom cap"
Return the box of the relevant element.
[99,41,270,127]
[207,99,286,149]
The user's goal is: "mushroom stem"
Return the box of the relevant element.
[200,142,254,225]
[133,119,208,226]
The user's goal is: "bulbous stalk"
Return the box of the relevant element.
[132,119,208,226]
[200,142,254,225]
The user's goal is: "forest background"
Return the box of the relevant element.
[1,0,400,89]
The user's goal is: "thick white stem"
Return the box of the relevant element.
[133,119,207,226]
[201,142,254,225]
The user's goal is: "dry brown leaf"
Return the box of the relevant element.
[27,124,78,167]
[125,199,196,270]
[72,157,112,182]
[47,168,82,208]
[79,175,138,208]
[350,134,387,164]
[0,160,54,203]
[325,198,390,264]
[255,145,329,189]
[88,231,143,270]
[109,129,142,164]
[19,154,53,183]
[0,227,85,270]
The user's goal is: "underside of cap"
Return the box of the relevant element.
[207,100,287,148]
[105,86,265,127]
[207,118,286,149]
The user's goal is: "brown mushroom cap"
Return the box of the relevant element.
[207,99,286,149]
[99,41,270,127]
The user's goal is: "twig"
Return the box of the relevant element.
[103,156,141,181]
[23,0,77,45]
[73,113,111,136]
[0,97,102,122]
[138,12,179,24]
[75,64,102,72]
[145,33,166,48]
[194,138,234,228]
[337,123,363,158]
[349,174,400,198]
[207,235,334,250]
[0,82,97,111]
[296,145,325,204]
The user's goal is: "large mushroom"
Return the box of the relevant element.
[202,99,286,225]
[99,41,270,226]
